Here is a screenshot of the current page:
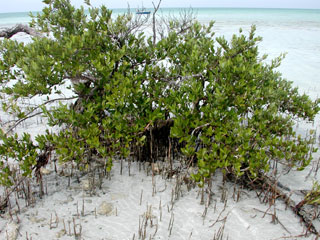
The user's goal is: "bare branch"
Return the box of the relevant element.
[66,74,97,85]
[191,123,211,136]
[5,111,44,135]
[4,96,77,135]
[152,0,162,45]
[0,24,42,39]
[157,8,197,40]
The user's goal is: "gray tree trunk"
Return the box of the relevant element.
[0,24,41,39]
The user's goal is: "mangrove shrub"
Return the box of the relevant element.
[0,0,319,186]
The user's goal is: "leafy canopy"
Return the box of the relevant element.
[0,0,319,186]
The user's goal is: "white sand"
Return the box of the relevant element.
[0,159,315,240]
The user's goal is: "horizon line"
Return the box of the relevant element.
[1,6,319,14]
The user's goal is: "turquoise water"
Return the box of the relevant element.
[0,12,35,26]
[1,8,320,27]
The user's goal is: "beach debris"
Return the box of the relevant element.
[97,201,114,216]
[151,162,161,175]
[5,221,19,240]
[56,229,66,238]
[81,179,91,191]
[40,168,51,175]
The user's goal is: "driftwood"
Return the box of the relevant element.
[0,24,41,39]
[264,177,319,235]
[229,172,319,236]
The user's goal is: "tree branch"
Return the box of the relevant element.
[263,176,319,235]
[4,96,77,135]
[0,24,42,39]
[191,123,210,136]
[152,0,162,45]
[5,111,44,135]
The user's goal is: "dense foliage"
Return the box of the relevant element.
[0,0,319,186]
